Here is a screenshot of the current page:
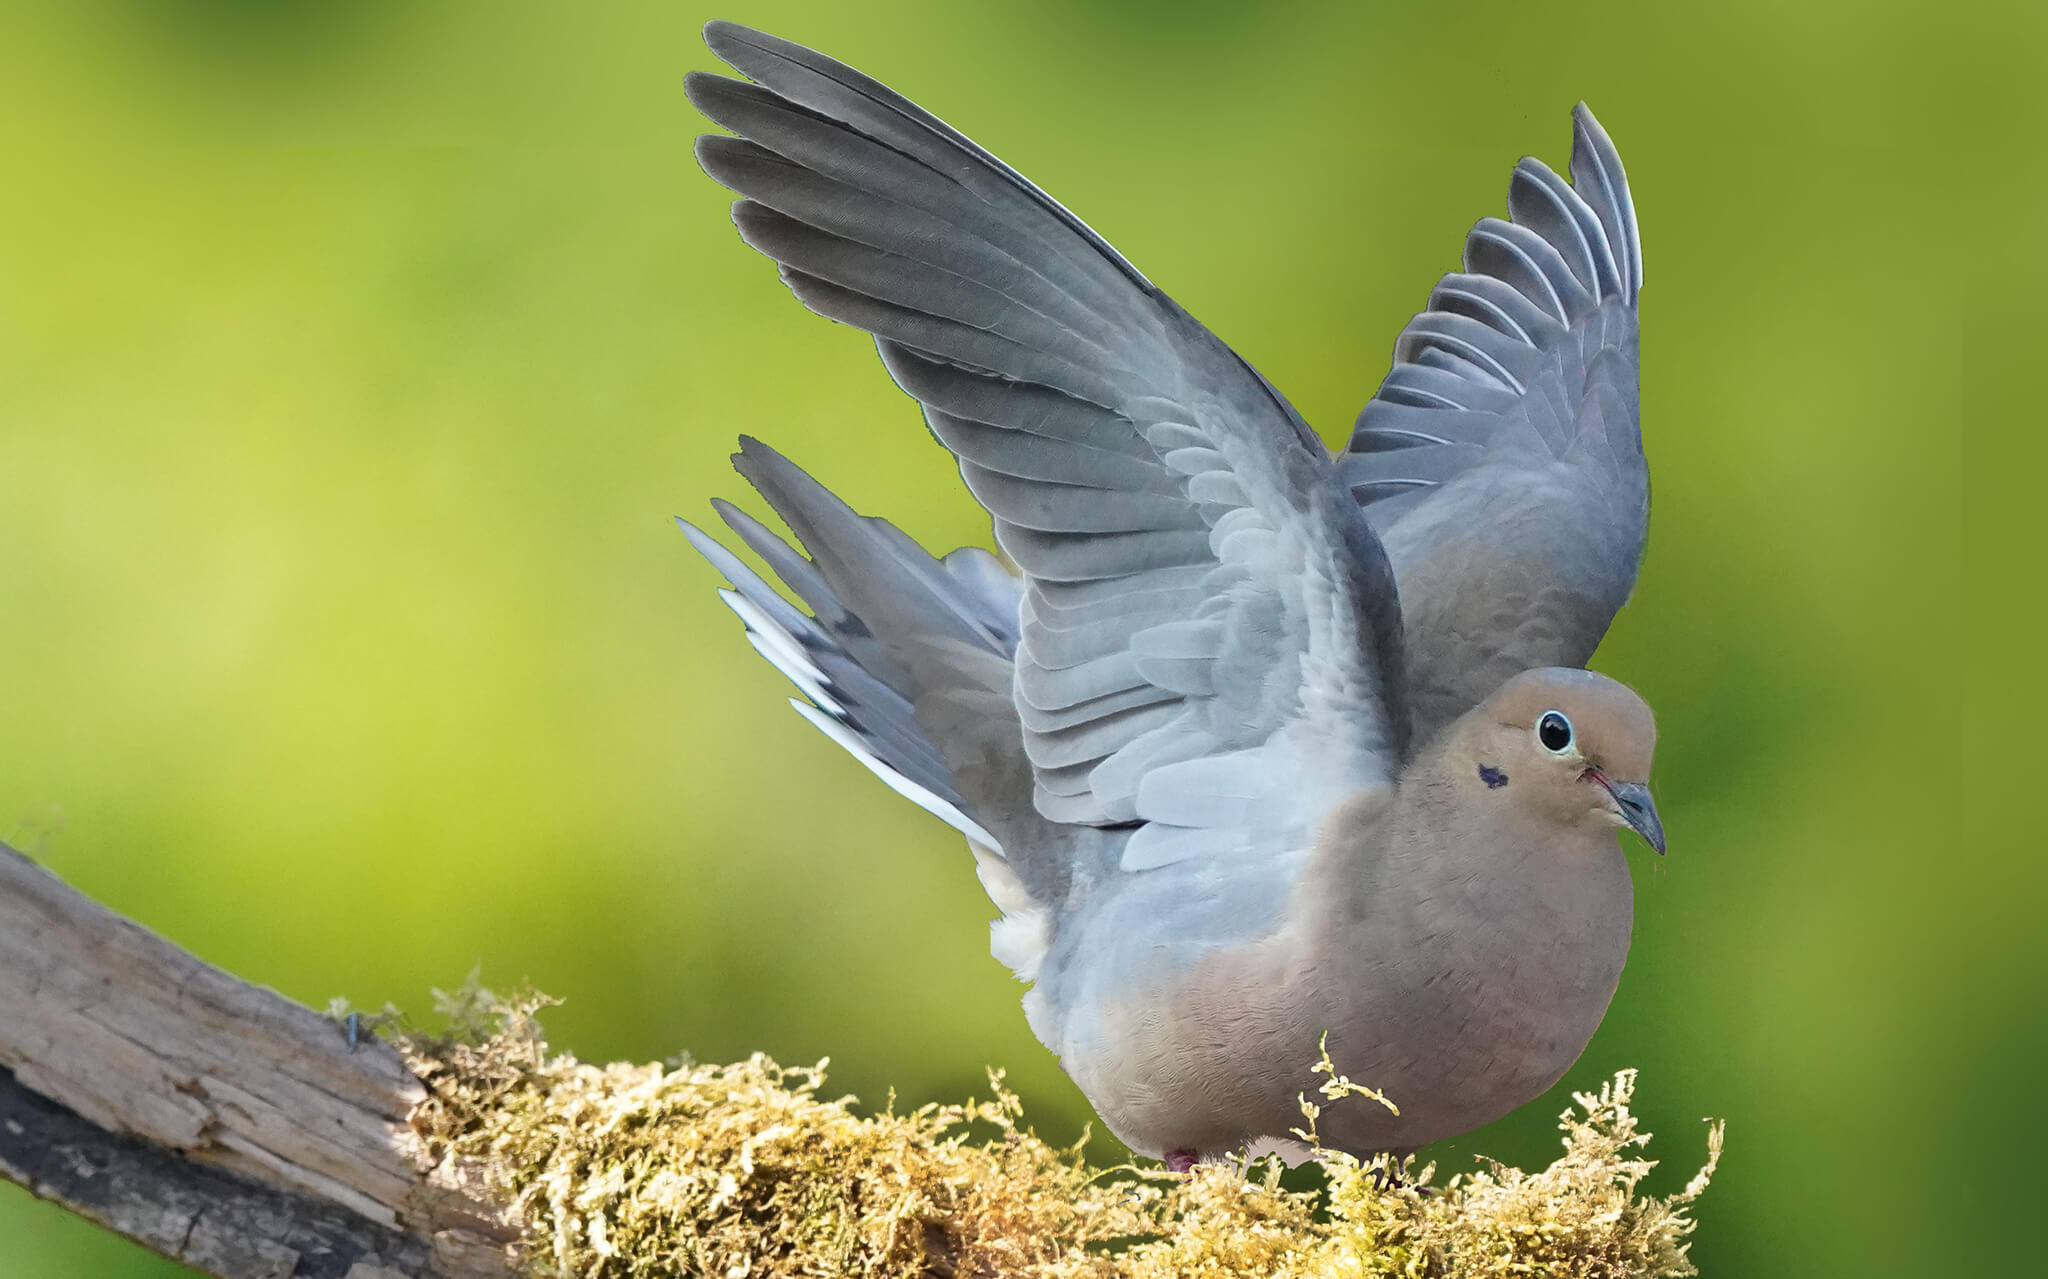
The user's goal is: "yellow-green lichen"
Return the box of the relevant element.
[392,983,1721,1279]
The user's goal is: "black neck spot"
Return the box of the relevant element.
[1478,764,1508,789]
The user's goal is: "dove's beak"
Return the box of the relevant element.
[1605,780,1666,856]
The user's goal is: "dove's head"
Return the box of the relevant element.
[1466,667,1665,855]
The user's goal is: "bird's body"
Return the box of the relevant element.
[1032,671,1646,1160]
[680,22,1666,1164]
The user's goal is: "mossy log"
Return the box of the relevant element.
[0,840,1721,1279]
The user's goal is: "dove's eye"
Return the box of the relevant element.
[1536,711,1574,754]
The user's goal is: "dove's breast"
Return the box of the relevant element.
[1030,788,1635,1160]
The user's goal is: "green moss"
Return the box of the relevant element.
[394,983,1721,1278]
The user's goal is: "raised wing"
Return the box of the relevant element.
[687,22,1405,869]
[1341,106,1649,745]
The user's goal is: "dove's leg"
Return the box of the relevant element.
[1164,1150,1199,1173]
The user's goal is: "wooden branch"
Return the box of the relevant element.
[0,842,519,1278]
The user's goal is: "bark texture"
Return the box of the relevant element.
[0,842,516,1278]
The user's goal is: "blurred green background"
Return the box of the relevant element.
[0,1,2025,1275]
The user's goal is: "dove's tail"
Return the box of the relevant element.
[679,436,1027,856]
[683,438,1062,980]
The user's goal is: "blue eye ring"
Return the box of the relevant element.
[1537,710,1574,754]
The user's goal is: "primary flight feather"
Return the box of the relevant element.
[680,20,1664,1166]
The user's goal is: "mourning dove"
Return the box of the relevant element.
[679,21,1665,1166]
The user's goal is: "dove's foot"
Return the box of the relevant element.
[1366,1161,1434,1195]
[1164,1149,1199,1173]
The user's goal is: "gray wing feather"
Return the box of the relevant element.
[689,21,1406,870]
[1345,104,1649,745]
[679,498,1003,851]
